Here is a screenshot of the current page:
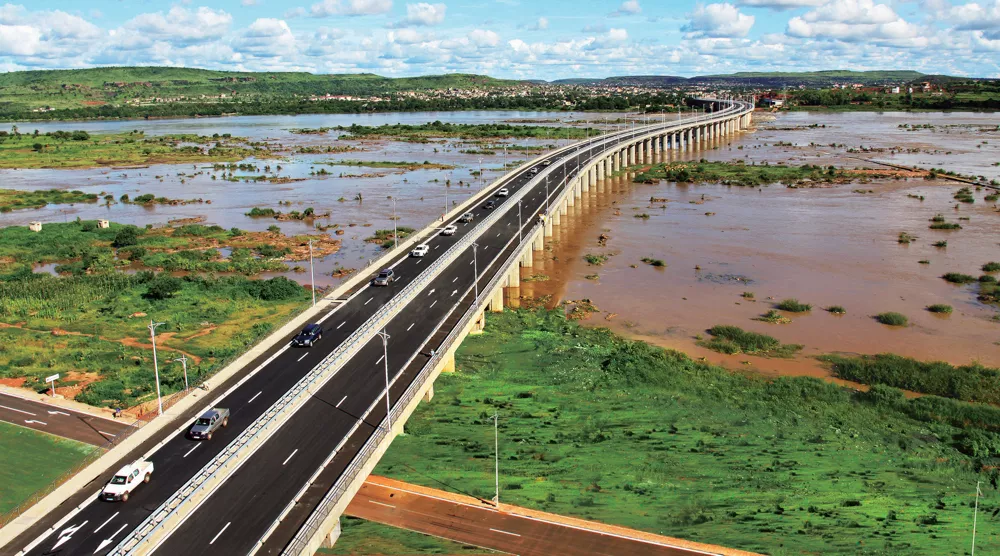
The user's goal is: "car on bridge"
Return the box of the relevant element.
[440,224,458,236]
[459,212,474,223]
[528,167,540,176]
[101,459,153,502]
[411,244,429,257]
[372,268,395,286]
[483,200,496,210]
[188,408,230,440]
[542,159,552,166]
[292,324,322,347]
[496,188,509,197]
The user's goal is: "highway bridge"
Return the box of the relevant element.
[3,98,753,556]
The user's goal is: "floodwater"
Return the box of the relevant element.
[520,111,1000,377]
[3,109,998,376]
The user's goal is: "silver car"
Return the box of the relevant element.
[189,408,230,441]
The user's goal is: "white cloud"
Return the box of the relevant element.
[241,0,260,5]
[786,0,926,44]
[950,0,1000,34]
[468,28,500,47]
[402,3,446,26]
[390,28,431,43]
[685,3,755,37]
[610,0,642,16]
[738,0,824,8]
[798,0,898,24]
[530,16,549,30]
[0,23,40,56]
[607,28,629,41]
[311,0,394,17]
[233,18,297,58]
[125,6,232,46]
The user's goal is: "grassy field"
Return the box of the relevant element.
[0,189,98,213]
[0,130,266,169]
[376,309,999,555]
[317,517,499,555]
[0,422,94,514]
[0,220,314,409]
[631,161,913,188]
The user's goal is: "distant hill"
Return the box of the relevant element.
[551,70,964,88]
[552,75,688,87]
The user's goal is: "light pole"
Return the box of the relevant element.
[391,196,397,249]
[472,242,479,300]
[973,481,982,556]
[545,175,550,212]
[377,329,392,433]
[493,409,500,506]
[308,239,316,306]
[517,200,522,243]
[148,320,166,415]
[478,158,483,189]
[174,355,189,391]
[503,144,507,171]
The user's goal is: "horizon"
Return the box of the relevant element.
[1,1,998,79]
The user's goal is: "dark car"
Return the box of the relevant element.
[484,200,496,210]
[292,323,322,347]
[373,268,395,286]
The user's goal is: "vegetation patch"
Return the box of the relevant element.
[0,189,98,213]
[874,312,908,326]
[633,161,907,187]
[0,421,94,514]
[318,517,498,555]
[336,122,593,141]
[942,272,977,284]
[366,227,417,249]
[584,253,610,266]
[755,310,791,324]
[825,305,846,314]
[699,325,802,357]
[776,298,812,312]
[983,262,1000,273]
[820,353,1000,404]
[323,159,456,170]
[926,304,954,314]
[640,257,665,267]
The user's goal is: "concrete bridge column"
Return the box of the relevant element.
[532,229,545,251]
[423,383,434,402]
[507,264,520,289]
[552,208,561,226]
[683,129,690,150]
[567,179,576,206]
[521,246,533,268]
[627,145,634,166]
[470,310,485,335]
[323,519,342,548]
[489,287,504,313]
[544,215,553,237]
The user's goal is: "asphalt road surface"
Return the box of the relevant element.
[348,480,727,556]
[11,108,743,556]
[0,393,132,446]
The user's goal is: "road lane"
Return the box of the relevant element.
[0,393,132,446]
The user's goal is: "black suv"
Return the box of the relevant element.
[292,324,322,347]
[484,200,496,210]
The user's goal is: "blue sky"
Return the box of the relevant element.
[1,0,998,77]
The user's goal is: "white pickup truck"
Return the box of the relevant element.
[101,459,154,502]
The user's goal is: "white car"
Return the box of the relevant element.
[440,224,458,236]
[496,188,509,197]
[101,460,154,502]
[411,244,430,257]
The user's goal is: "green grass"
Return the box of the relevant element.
[929,222,962,230]
[699,325,802,357]
[0,421,94,514]
[377,309,1000,555]
[776,298,812,312]
[0,131,264,169]
[317,517,498,555]
[0,189,98,212]
[632,161,897,188]
[933,241,948,248]
[584,254,609,266]
[983,262,1000,273]
[323,159,456,170]
[826,305,846,314]
[755,310,791,324]
[926,304,954,314]
[942,273,977,284]
[820,353,1000,404]
[874,312,908,326]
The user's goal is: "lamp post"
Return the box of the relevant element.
[472,242,479,300]
[308,239,316,306]
[377,329,392,433]
[478,157,483,189]
[517,200,522,244]
[545,175,550,212]
[148,320,166,415]
[493,409,500,506]
[391,196,397,249]
[174,355,189,391]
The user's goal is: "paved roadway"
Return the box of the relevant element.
[11,108,741,556]
[0,393,132,447]
[349,480,729,556]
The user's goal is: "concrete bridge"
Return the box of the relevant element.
[3,99,753,556]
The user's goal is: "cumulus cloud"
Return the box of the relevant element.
[0,23,40,56]
[950,0,1000,36]
[737,0,825,8]
[529,16,549,31]
[685,3,755,37]
[401,3,446,26]
[787,0,926,44]
[610,0,642,16]
[468,28,500,47]
[124,6,232,46]
[311,0,393,17]
[389,28,432,43]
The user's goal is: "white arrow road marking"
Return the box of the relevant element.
[209,522,231,545]
[94,512,119,533]
[48,410,71,416]
[94,523,128,554]
[0,404,34,416]
[427,289,436,296]
[451,289,458,296]
[53,520,88,550]
[24,419,47,426]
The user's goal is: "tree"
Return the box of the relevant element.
[111,225,140,248]
[32,143,43,152]
[145,275,183,300]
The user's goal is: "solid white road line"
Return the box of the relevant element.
[430,300,437,308]
[0,404,35,416]
[368,500,396,509]
[407,323,414,331]
[48,410,71,416]
[24,419,47,425]
[337,321,346,329]
[297,353,308,362]
[209,522,231,545]
[376,355,385,364]
[94,512,119,533]
[365,297,373,305]
[248,391,262,404]
[489,528,522,537]
[183,444,199,458]
[336,396,347,408]
[282,449,299,466]
[98,431,117,437]
[452,277,458,283]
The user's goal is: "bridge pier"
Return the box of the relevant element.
[423,383,434,402]
[489,287,504,313]
[322,518,342,548]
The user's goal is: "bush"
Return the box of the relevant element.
[700,325,802,357]
[111,225,140,248]
[983,262,1000,273]
[926,304,953,314]
[826,305,846,314]
[640,257,665,267]
[776,298,812,312]
[875,312,908,326]
[144,275,183,300]
[941,272,976,284]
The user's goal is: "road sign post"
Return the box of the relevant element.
[44,373,59,397]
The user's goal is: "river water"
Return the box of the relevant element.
[2,110,998,374]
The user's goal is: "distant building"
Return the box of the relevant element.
[760,98,784,108]
[28,221,42,232]
[98,219,110,229]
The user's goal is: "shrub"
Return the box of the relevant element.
[776,298,812,312]
[875,312,908,326]
[640,257,666,267]
[983,262,1000,273]
[584,254,609,265]
[111,225,140,248]
[932,241,947,248]
[929,222,961,230]
[941,273,976,284]
[700,325,801,357]
[267,225,281,233]
[247,207,279,218]
[741,292,754,299]
[145,275,183,300]
[826,305,846,314]
[926,304,953,314]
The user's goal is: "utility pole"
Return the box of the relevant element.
[308,239,316,306]
[517,200,522,244]
[545,175,550,212]
[377,329,392,433]
[148,320,166,415]
[174,355,189,391]
[472,242,479,300]
[973,481,982,556]
[391,197,397,249]
[493,409,500,507]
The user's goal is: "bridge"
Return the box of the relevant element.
[2,98,753,556]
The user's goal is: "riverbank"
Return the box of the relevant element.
[376,309,998,555]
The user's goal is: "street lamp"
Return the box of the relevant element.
[391,196,397,249]
[545,175,550,212]
[493,409,500,507]
[308,239,316,306]
[377,329,392,433]
[148,320,166,415]
[517,200,522,244]
[472,242,479,300]
[174,355,189,391]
